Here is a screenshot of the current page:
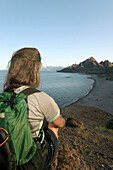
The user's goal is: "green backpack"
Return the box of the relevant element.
[0,88,40,170]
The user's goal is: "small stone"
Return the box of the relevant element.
[81,136,86,140]
[102,164,104,167]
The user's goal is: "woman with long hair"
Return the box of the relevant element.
[3,47,65,169]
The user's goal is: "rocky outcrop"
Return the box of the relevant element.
[50,147,90,170]
[66,117,85,130]
[58,57,113,74]
[57,147,81,169]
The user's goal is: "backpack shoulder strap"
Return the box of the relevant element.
[20,88,41,97]
[20,88,44,143]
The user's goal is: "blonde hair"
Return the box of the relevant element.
[4,48,41,91]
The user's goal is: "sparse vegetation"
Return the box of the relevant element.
[105,118,113,129]
[95,125,106,132]
[102,134,113,141]
[96,72,113,78]
[95,125,113,134]
[94,125,113,141]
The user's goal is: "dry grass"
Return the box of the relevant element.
[95,125,113,134]
[94,125,113,141]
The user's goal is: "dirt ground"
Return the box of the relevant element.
[50,105,113,170]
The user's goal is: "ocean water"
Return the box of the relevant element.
[0,70,94,107]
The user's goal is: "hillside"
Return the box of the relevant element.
[50,106,113,170]
[58,57,113,74]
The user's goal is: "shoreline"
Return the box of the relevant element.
[67,75,96,107]
[67,74,113,115]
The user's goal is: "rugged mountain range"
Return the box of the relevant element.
[58,57,113,73]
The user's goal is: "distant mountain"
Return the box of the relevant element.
[41,66,65,72]
[58,57,113,74]
[100,60,113,68]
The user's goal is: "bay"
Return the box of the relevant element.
[0,70,94,107]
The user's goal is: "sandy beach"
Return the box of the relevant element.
[71,74,113,115]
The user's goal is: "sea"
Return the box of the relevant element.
[0,70,94,107]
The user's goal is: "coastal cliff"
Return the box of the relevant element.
[58,57,113,74]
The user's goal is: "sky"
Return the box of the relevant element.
[0,0,113,69]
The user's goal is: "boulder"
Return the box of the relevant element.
[66,117,85,130]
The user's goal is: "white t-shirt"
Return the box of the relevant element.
[14,86,60,138]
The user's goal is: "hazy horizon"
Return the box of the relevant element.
[0,56,113,71]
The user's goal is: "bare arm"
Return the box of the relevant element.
[43,115,65,128]
[43,115,65,139]
[49,114,65,128]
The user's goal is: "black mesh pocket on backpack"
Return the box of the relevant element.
[0,129,15,170]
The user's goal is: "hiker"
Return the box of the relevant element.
[1,48,65,169]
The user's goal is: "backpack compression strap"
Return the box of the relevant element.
[3,93,16,108]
